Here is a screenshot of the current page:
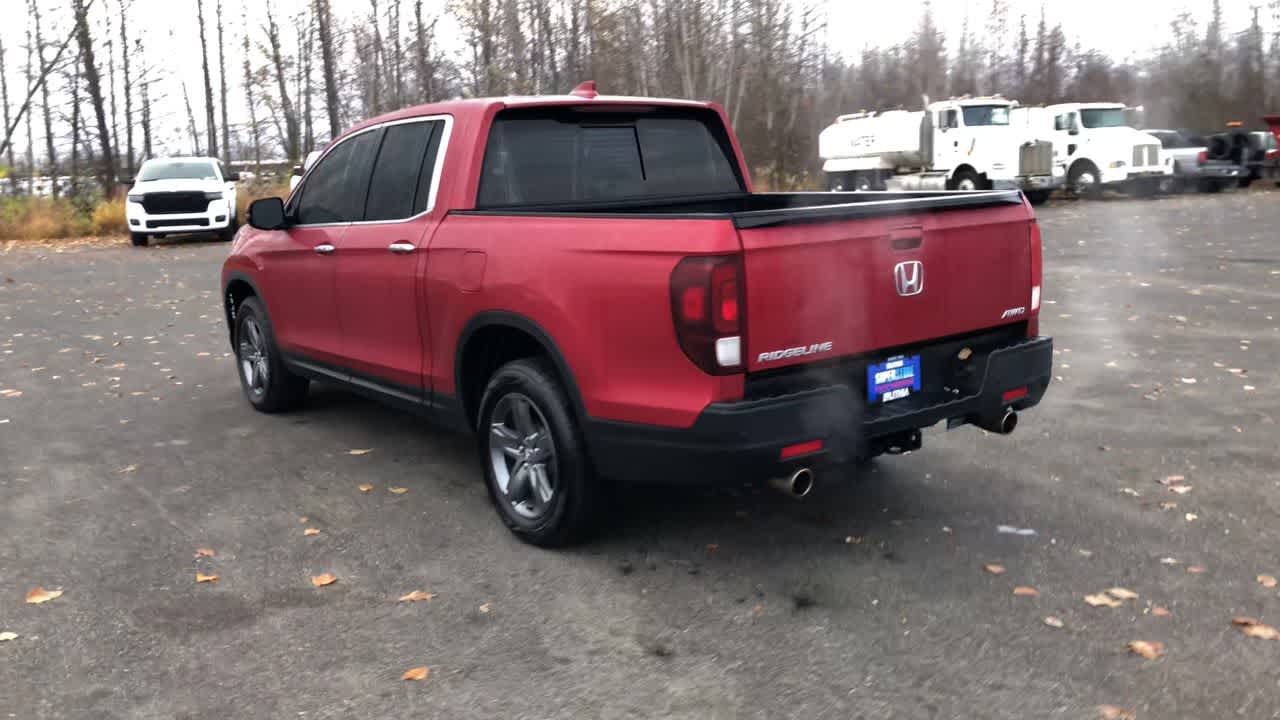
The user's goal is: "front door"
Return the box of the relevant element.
[334,118,448,393]
[263,126,382,365]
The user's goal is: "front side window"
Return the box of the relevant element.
[295,129,382,224]
[137,160,219,182]
[961,105,1010,127]
[1080,109,1127,128]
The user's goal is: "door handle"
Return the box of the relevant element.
[314,244,335,255]
[388,242,416,254]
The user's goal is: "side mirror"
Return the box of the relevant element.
[225,171,241,182]
[248,197,288,230]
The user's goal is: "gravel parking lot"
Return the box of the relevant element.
[2,191,1278,719]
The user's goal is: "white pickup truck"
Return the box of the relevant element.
[125,157,240,246]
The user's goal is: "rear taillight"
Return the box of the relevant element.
[1197,150,1208,166]
[1028,222,1042,337]
[671,255,744,374]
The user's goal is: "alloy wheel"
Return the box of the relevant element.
[488,393,557,520]
[238,317,270,396]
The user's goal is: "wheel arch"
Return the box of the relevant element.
[223,272,264,349]
[1067,157,1100,178]
[455,312,587,432]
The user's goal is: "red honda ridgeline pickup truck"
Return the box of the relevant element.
[223,83,1053,545]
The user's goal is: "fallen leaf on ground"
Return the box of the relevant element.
[1107,587,1139,600]
[1098,705,1136,720]
[195,572,219,583]
[1184,513,1198,522]
[1159,474,1185,485]
[24,587,63,604]
[357,483,374,493]
[1158,501,1178,510]
[116,464,138,474]
[1152,606,1171,617]
[1179,377,1197,384]
[303,528,320,536]
[1257,574,1277,589]
[311,573,337,587]
[706,543,719,552]
[1168,485,1192,495]
[398,590,437,602]
[402,666,430,681]
[1127,640,1165,660]
[1085,593,1123,608]
[478,602,492,614]
[195,548,215,558]
[1160,557,1180,565]
[1013,586,1039,597]
[1231,617,1280,640]
[348,448,374,456]
[1043,616,1065,628]
[983,563,1006,575]
[388,486,408,494]
[1186,565,1206,574]
[0,631,17,641]
[299,516,308,523]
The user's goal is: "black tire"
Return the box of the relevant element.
[1024,190,1051,206]
[1067,161,1102,198]
[130,232,148,247]
[1199,179,1223,194]
[827,172,850,191]
[477,358,600,547]
[950,168,982,191]
[219,223,237,242]
[233,296,309,413]
[1238,177,1254,189]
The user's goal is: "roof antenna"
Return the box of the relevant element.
[570,81,598,99]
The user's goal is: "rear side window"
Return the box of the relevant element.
[477,108,743,208]
[296,128,381,224]
[364,120,444,221]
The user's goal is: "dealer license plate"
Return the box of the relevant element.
[867,354,921,403]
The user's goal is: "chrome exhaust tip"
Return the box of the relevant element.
[977,409,1018,435]
[769,467,814,498]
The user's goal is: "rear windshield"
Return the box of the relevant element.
[476,107,744,208]
[138,160,219,182]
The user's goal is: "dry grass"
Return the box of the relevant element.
[0,197,93,240]
[237,181,291,221]
[91,199,129,236]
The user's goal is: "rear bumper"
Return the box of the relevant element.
[586,335,1054,485]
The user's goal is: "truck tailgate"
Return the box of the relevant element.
[735,192,1035,372]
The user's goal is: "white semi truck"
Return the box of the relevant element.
[1016,102,1172,196]
[818,97,1061,205]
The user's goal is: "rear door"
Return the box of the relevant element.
[333,118,448,392]
[737,199,1034,373]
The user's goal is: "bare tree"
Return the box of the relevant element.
[314,0,341,139]
[140,49,152,160]
[197,0,219,159]
[68,48,82,197]
[118,0,135,175]
[264,1,301,163]
[389,0,404,107]
[25,24,34,193]
[217,0,230,164]
[182,80,202,155]
[412,0,438,101]
[72,0,117,192]
[32,0,59,196]
[241,31,262,170]
[368,0,385,113]
[0,34,15,190]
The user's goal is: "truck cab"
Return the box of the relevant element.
[819,97,1060,204]
[1040,102,1171,195]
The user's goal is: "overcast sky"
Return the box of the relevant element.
[1,0,1269,161]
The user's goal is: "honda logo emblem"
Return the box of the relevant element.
[893,261,924,296]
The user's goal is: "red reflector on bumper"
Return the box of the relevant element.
[1002,386,1029,403]
[780,439,824,460]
